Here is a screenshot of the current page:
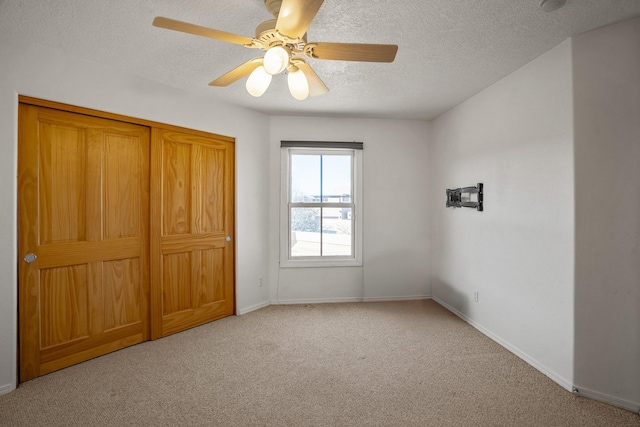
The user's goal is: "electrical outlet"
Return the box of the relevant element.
[473,291,479,302]
[259,277,264,287]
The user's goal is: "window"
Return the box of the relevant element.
[280,142,363,267]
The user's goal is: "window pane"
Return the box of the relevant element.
[291,155,320,203]
[291,207,320,257]
[322,207,352,257]
[322,155,351,202]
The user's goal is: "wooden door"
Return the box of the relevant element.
[150,128,235,338]
[18,104,150,381]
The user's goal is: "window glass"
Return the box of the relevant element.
[291,154,320,203]
[281,147,362,267]
[322,155,351,201]
[322,207,352,257]
[291,207,321,257]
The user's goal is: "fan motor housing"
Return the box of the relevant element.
[254,19,306,51]
[265,0,282,18]
[255,19,278,40]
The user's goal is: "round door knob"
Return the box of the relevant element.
[226,236,232,242]
[24,253,37,263]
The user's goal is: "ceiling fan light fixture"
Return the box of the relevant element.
[263,46,290,75]
[246,65,272,97]
[288,66,309,101]
[154,0,398,102]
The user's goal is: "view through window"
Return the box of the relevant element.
[281,144,362,267]
[290,152,353,257]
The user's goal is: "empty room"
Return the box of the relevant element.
[1,0,639,425]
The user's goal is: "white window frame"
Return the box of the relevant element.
[280,146,363,268]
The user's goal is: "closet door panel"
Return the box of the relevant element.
[151,129,235,338]
[18,104,150,381]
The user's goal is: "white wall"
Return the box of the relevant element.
[0,36,271,393]
[268,117,431,303]
[573,18,640,412]
[429,40,575,388]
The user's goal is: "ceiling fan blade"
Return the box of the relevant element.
[307,42,398,63]
[153,17,253,46]
[209,58,263,86]
[275,0,324,39]
[295,61,329,97]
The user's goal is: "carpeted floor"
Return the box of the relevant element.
[1,300,638,426]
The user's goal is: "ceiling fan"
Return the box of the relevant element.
[153,0,398,100]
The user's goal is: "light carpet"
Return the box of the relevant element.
[1,300,638,426]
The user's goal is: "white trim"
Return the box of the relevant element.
[363,295,432,302]
[0,383,16,395]
[280,258,362,268]
[432,296,573,392]
[236,300,271,315]
[7,91,18,400]
[273,295,432,305]
[573,385,640,414]
[274,297,365,305]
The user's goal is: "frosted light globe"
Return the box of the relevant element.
[263,46,289,75]
[287,67,309,100]
[246,66,272,97]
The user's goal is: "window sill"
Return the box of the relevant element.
[280,258,363,268]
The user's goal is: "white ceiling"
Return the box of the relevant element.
[2,0,640,120]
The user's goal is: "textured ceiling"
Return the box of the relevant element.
[1,0,640,120]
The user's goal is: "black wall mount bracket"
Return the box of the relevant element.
[446,183,483,211]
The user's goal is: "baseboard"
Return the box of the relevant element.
[274,295,432,305]
[574,385,640,414]
[432,296,573,392]
[273,297,364,305]
[363,295,432,302]
[0,383,16,395]
[236,300,271,315]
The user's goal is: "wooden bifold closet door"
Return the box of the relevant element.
[18,101,235,382]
